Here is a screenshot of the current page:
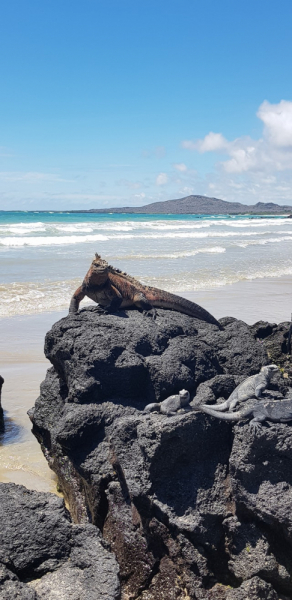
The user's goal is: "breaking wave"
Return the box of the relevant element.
[2,212,292,317]
[0,280,95,318]
[0,230,283,247]
[0,234,109,246]
[119,247,226,260]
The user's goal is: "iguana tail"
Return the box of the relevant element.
[147,288,221,328]
[199,405,251,421]
[199,399,230,412]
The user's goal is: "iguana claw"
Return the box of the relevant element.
[143,308,157,320]
[94,306,109,314]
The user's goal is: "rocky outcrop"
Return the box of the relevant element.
[0,375,4,431]
[41,309,269,405]
[30,307,292,599]
[0,482,120,599]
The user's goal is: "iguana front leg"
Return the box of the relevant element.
[69,286,86,313]
[133,292,157,319]
[97,284,123,313]
[254,383,266,398]
[103,295,123,313]
[249,415,265,432]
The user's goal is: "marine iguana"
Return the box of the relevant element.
[198,398,292,431]
[199,365,279,412]
[144,389,190,415]
[69,254,221,327]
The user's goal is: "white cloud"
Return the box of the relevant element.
[182,100,292,175]
[197,132,228,152]
[179,186,194,195]
[223,142,260,173]
[134,193,146,199]
[156,172,168,185]
[182,132,228,153]
[204,171,292,205]
[258,100,292,147]
[173,163,187,172]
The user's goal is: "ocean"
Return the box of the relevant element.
[1,211,292,318]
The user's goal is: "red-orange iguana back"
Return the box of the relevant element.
[69,253,221,327]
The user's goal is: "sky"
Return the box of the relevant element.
[1,0,292,210]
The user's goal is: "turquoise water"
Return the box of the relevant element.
[0,211,278,223]
[1,211,292,317]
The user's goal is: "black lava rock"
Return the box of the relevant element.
[0,483,120,600]
[29,307,292,599]
[43,308,267,405]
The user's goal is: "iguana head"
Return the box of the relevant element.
[83,254,109,288]
[179,389,190,406]
[92,253,109,271]
[261,364,279,379]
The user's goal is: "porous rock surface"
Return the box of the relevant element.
[29,307,292,599]
[0,482,120,600]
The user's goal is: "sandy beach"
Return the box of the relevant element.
[0,275,291,494]
[0,310,67,493]
[184,274,292,325]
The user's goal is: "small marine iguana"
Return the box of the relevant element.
[199,365,279,413]
[69,254,221,327]
[144,389,190,416]
[198,398,292,431]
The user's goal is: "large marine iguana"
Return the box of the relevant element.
[198,398,292,431]
[69,254,221,327]
[198,365,279,413]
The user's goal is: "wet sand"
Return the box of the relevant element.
[0,275,291,493]
[0,311,67,493]
[184,275,292,324]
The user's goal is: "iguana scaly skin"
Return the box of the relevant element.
[198,398,292,431]
[144,389,191,415]
[199,365,279,412]
[69,254,221,327]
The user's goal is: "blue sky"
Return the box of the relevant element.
[1,0,292,209]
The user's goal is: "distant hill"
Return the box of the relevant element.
[72,195,292,214]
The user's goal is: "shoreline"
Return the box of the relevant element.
[1,273,291,326]
[1,210,291,214]
[0,274,291,493]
